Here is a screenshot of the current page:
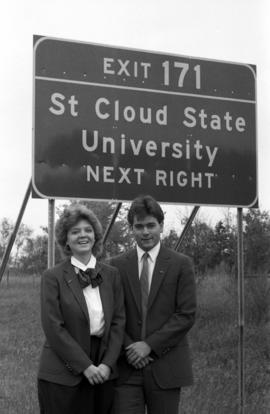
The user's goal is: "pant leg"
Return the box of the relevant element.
[37,378,94,414]
[112,370,146,414]
[94,380,115,414]
[143,366,181,414]
[113,384,146,414]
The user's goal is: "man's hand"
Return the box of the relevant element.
[125,341,152,366]
[97,363,111,381]
[83,364,104,385]
[133,356,154,369]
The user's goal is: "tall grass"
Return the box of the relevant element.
[0,272,269,413]
[0,275,42,414]
[180,271,270,413]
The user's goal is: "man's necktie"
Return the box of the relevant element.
[140,252,149,339]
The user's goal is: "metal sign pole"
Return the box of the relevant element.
[237,207,245,413]
[174,206,200,252]
[0,180,32,283]
[102,202,122,245]
[47,199,55,269]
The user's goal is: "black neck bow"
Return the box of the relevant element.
[77,265,103,289]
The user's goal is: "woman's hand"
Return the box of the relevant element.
[83,364,104,385]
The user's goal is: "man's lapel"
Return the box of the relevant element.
[124,247,171,313]
[97,263,113,337]
[63,260,90,324]
[125,250,142,314]
[148,246,171,310]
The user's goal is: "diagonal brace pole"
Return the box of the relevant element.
[174,206,200,251]
[0,180,32,283]
[102,202,122,245]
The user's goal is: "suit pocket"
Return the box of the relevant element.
[166,345,192,378]
[39,345,66,374]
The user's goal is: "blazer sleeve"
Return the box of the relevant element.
[101,268,125,368]
[40,268,93,375]
[146,254,196,358]
[106,257,132,349]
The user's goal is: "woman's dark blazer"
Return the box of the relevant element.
[37,259,125,386]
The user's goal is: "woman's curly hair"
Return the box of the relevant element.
[55,203,103,258]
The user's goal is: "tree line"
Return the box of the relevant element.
[1,202,270,276]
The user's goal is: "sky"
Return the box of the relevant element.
[0,0,269,234]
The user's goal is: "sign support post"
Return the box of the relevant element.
[102,202,122,245]
[0,180,32,282]
[48,199,55,269]
[174,206,200,251]
[237,207,245,413]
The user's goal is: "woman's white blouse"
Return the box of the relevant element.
[71,256,105,337]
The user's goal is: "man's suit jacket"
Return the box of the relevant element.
[110,245,196,388]
[38,259,125,386]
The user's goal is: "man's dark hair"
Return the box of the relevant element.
[127,195,164,226]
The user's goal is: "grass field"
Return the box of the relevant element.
[0,272,269,413]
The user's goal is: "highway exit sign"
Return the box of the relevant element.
[33,35,257,207]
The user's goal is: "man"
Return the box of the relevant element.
[110,195,196,414]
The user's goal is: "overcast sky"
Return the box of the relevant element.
[0,0,269,233]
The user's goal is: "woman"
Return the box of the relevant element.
[37,203,125,414]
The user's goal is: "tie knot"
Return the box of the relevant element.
[142,252,149,260]
[84,268,94,276]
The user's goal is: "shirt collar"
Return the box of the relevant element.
[136,241,161,263]
[71,255,96,271]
